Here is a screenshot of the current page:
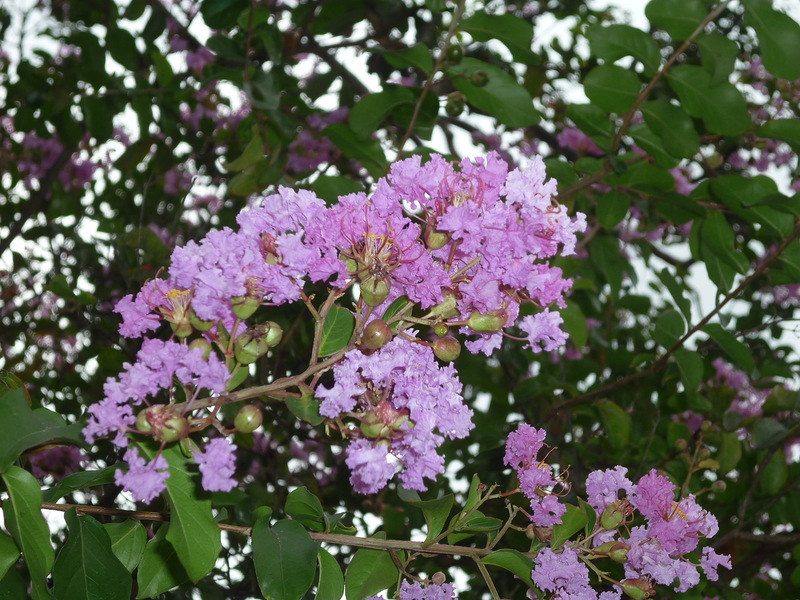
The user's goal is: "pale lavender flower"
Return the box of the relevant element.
[115,447,169,503]
[194,438,237,492]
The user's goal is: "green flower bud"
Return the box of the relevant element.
[446,44,463,63]
[139,405,190,442]
[470,70,488,87]
[425,224,450,250]
[428,292,459,319]
[189,338,213,360]
[360,276,390,306]
[711,480,727,493]
[698,447,712,459]
[445,91,466,117]
[609,541,630,563]
[674,438,688,452]
[158,414,190,443]
[359,412,388,438]
[467,309,506,332]
[600,499,628,530]
[170,319,193,338]
[362,319,393,350]
[234,332,270,365]
[259,321,283,347]
[232,294,261,320]
[190,311,215,332]
[234,405,263,433]
[622,578,654,600]
[135,409,152,433]
[433,323,448,337]
[432,336,461,362]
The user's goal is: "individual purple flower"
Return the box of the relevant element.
[397,579,457,600]
[700,547,732,581]
[29,446,84,481]
[115,447,169,504]
[344,440,396,495]
[504,423,546,470]
[532,547,593,597]
[630,469,675,520]
[194,438,237,492]
[532,494,566,527]
[585,466,634,513]
[557,126,604,157]
[518,310,568,353]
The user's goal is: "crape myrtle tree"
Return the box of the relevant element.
[1,0,800,598]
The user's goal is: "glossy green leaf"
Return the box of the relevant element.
[629,123,680,168]
[381,295,410,325]
[696,33,739,85]
[1,466,54,600]
[286,392,325,426]
[448,58,539,128]
[52,509,131,600]
[285,487,326,532]
[551,504,588,549]
[653,309,686,349]
[583,65,642,114]
[319,305,356,357]
[310,176,363,204]
[751,418,788,449]
[641,99,699,159]
[0,388,85,473]
[344,534,399,600]
[668,66,751,135]
[597,400,631,450]
[743,0,800,80]
[458,511,502,533]
[459,12,536,63]
[710,175,793,239]
[645,0,708,39]
[761,450,788,495]
[480,549,535,588]
[657,269,692,321]
[253,518,320,600]
[136,524,189,599]
[699,211,748,275]
[559,301,589,348]
[586,24,662,75]
[103,520,147,573]
[758,118,800,155]
[718,431,742,474]
[0,565,26,600]
[224,128,265,172]
[138,443,221,583]
[350,86,438,140]
[0,533,18,581]
[410,494,453,542]
[106,27,140,71]
[43,465,117,502]
[316,548,344,600]
[377,44,433,73]
[596,191,632,230]
[703,323,755,373]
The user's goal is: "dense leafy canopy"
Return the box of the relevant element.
[1,0,800,599]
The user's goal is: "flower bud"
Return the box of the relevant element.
[159,414,190,443]
[446,44,463,63]
[139,405,190,443]
[428,292,459,319]
[189,338,213,360]
[701,420,712,432]
[190,311,214,332]
[362,319,393,350]
[445,91,465,117]
[234,332,270,365]
[600,499,628,530]
[698,447,712,459]
[231,294,261,320]
[470,70,488,87]
[431,572,447,585]
[170,319,193,338]
[609,541,630,563]
[135,409,152,433]
[360,276,390,306]
[433,323,448,337]
[467,309,506,332]
[260,321,283,347]
[234,405,263,433]
[359,412,388,439]
[674,438,688,452]
[622,578,654,599]
[425,223,450,250]
[711,480,727,493]
[432,336,461,362]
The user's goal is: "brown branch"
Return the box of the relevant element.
[548,219,800,417]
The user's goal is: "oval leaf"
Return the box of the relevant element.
[253,518,320,600]
[320,306,356,357]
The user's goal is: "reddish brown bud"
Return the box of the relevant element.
[362,319,393,350]
[432,336,461,362]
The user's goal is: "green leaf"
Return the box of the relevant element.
[696,33,739,85]
[559,301,588,348]
[106,27,140,71]
[459,512,502,533]
[286,392,325,426]
[43,465,117,503]
[480,549,535,588]
[760,449,788,495]
[674,350,704,393]
[0,533,19,581]
[641,99,699,159]
[253,518,320,600]
[668,66,751,135]
[350,86,438,140]
[583,65,642,114]
[0,388,85,473]
[448,58,539,128]
[699,211,748,273]
[597,400,631,450]
[743,0,800,80]
[717,431,742,474]
[409,494,453,543]
[463,474,482,513]
[319,306,356,357]
[285,487,326,532]
[586,24,662,75]
[103,520,147,573]
[459,12,536,63]
[344,534,399,600]
[82,95,115,142]
[710,175,793,239]
[653,309,686,349]
[566,103,614,152]
[596,191,631,230]
[136,524,189,599]
[225,128,265,172]
[138,443,221,583]
[52,509,131,600]
[657,268,692,321]
[750,418,788,449]
[1,466,54,600]
[310,176,363,204]
[551,504,588,549]
[381,295,410,325]
[629,123,680,168]
[0,564,26,599]
[323,123,389,178]
[316,549,344,600]
[645,0,708,39]
[377,44,433,73]
[703,323,755,373]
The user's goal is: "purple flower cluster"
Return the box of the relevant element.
[318,337,473,493]
[504,424,566,526]
[367,579,457,600]
[712,358,769,418]
[287,108,348,173]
